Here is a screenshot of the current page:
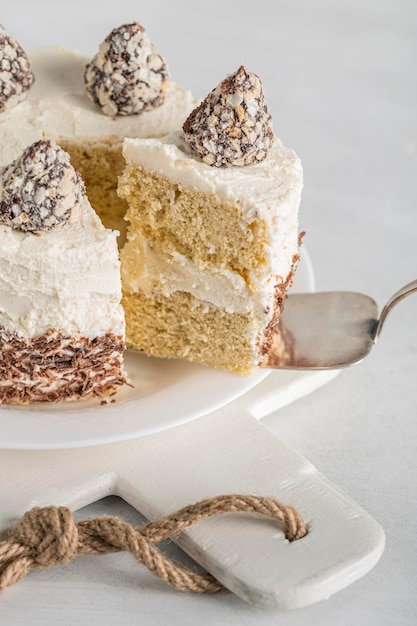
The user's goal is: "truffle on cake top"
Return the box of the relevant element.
[183,65,274,168]
[85,22,169,117]
[0,24,34,113]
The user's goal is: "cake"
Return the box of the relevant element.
[0,22,195,244]
[1,23,303,401]
[118,66,303,376]
[0,139,126,403]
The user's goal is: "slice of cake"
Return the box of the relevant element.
[0,140,126,403]
[0,23,195,243]
[118,66,303,376]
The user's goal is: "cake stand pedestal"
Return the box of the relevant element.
[0,370,385,609]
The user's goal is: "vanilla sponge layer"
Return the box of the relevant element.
[122,288,259,376]
[59,137,129,244]
[119,164,270,284]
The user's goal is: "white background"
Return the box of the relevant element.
[1,1,417,624]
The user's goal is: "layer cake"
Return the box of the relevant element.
[119,66,303,375]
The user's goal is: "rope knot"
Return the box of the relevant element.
[1,495,307,593]
[9,506,78,568]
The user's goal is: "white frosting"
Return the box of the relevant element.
[0,47,195,166]
[122,132,302,317]
[0,199,124,339]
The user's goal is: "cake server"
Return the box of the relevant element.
[267,279,417,370]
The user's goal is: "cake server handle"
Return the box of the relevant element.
[373,279,417,340]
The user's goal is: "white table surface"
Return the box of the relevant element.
[1,1,416,624]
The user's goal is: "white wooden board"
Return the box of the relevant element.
[0,369,384,609]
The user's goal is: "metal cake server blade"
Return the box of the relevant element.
[267,279,417,370]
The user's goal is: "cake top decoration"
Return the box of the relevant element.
[0,140,85,233]
[183,65,274,168]
[84,22,169,117]
[0,24,35,113]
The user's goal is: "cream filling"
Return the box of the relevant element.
[122,229,298,317]
[0,198,124,339]
[0,47,195,166]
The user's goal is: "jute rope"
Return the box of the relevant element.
[0,494,308,593]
